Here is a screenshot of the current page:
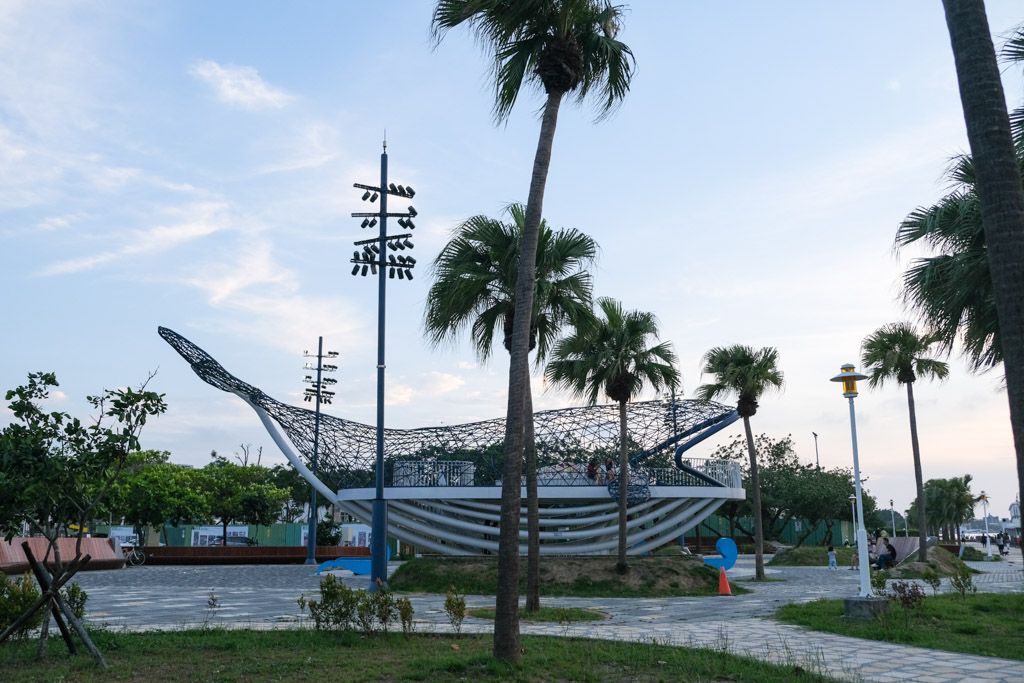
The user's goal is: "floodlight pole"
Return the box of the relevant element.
[349,141,418,591]
[305,336,324,565]
[371,146,389,591]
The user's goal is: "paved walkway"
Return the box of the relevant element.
[71,547,1024,682]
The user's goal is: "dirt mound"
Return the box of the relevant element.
[887,545,971,578]
[390,553,727,597]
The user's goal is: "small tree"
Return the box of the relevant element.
[0,372,166,666]
[199,456,288,543]
[107,451,210,545]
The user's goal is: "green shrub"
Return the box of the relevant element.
[920,567,942,596]
[370,579,397,634]
[0,573,43,640]
[960,545,998,562]
[870,569,888,595]
[300,574,361,631]
[397,596,415,637]
[949,564,977,599]
[444,585,466,635]
[61,582,88,620]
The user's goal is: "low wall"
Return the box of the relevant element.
[144,545,369,565]
[2,538,124,575]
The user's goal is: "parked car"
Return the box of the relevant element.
[206,535,258,547]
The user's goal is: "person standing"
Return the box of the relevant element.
[827,546,838,571]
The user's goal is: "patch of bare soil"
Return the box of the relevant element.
[538,554,719,594]
[886,545,970,578]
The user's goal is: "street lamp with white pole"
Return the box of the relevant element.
[813,431,820,468]
[831,364,872,599]
[904,510,909,537]
[890,499,897,539]
[979,490,992,560]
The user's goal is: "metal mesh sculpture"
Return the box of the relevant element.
[159,326,744,555]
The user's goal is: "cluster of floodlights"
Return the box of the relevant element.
[350,180,419,280]
[302,350,338,405]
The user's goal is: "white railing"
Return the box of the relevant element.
[392,461,475,486]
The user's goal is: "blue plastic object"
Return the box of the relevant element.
[316,546,391,575]
[702,537,738,571]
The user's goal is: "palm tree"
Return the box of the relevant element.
[432,0,635,660]
[861,322,950,562]
[942,0,1024,567]
[695,345,784,580]
[896,26,1024,375]
[424,203,597,612]
[545,298,680,574]
[896,153,1003,374]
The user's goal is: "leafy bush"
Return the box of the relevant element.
[397,596,415,637]
[0,574,44,641]
[315,520,343,547]
[870,568,888,595]
[960,545,998,562]
[371,579,397,634]
[949,564,977,599]
[920,567,942,596]
[300,575,360,631]
[444,585,466,635]
[888,580,926,626]
[61,583,88,620]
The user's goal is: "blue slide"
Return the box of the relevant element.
[317,546,391,575]
[702,537,738,571]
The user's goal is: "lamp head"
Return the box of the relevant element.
[848,494,856,503]
[830,363,868,398]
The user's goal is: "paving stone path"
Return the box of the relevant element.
[71,547,1024,682]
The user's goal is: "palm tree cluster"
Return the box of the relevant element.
[907,475,976,542]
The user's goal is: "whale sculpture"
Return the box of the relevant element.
[159,326,745,556]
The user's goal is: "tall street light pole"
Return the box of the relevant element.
[350,141,418,590]
[302,338,337,565]
[889,499,897,539]
[904,510,909,537]
[813,431,820,468]
[831,364,872,599]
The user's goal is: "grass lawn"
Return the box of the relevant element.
[767,546,856,567]
[389,555,750,597]
[0,628,833,682]
[775,592,1024,661]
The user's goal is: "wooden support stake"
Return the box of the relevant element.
[22,544,76,654]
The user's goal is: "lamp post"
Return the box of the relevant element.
[813,431,820,468]
[831,364,872,599]
[849,493,857,544]
[904,510,909,537]
[349,140,418,590]
[302,338,337,565]
[980,490,992,559]
[890,499,897,539]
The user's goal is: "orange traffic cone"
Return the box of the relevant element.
[718,567,732,596]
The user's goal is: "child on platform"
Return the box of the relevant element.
[827,545,838,571]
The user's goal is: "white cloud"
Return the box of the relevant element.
[424,371,465,394]
[256,123,339,174]
[189,60,292,110]
[39,201,232,276]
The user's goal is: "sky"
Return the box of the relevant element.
[2,1,1023,523]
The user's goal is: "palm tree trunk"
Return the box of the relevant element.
[616,399,629,574]
[742,416,765,579]
[943,0,1024,549]
[906,381,929,562]
[494,90,562,663]
[524,375,540,612]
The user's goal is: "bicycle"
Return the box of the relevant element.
[124,545,146,567]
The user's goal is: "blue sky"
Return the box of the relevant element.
[2,1,1022,521]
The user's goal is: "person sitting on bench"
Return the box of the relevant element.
[874,539,897,570]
